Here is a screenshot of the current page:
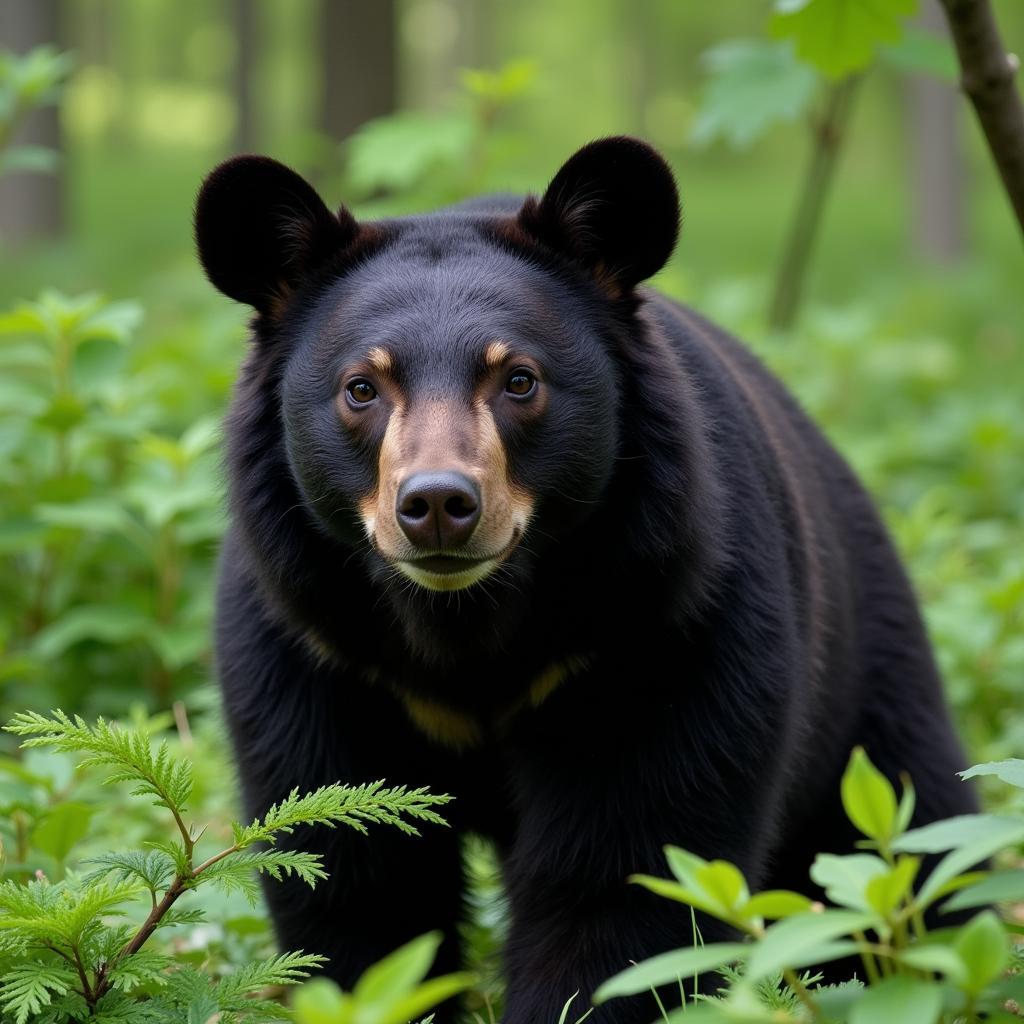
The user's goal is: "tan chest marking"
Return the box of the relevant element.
[397,655,593,750]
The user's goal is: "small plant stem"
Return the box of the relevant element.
[853,930,882,985]
[783,968,821,1020]
[70,945,94,1006]
[768,74,860,331]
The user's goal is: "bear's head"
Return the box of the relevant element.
[196,138,706,623]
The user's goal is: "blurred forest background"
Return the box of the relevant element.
[0,1,1022,1015]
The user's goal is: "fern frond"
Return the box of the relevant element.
[0,877,139,949]
[198,849,328,906]
[0,963,76,1024]
[232,781,452,848]
[214,951,327,1006]
[82,850,176,893]
[105,948,173,993]
[5,710,193,818]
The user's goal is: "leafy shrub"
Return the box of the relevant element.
[0,709,454,1023]
[594,749,1024,1023]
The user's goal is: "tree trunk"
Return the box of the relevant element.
[0,0,65,244]
[909,0,965,262]
[937,0,1024,239]
[233,0,258,153]
[320,0,397,144]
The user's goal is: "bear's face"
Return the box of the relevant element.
[276,244,624,592]
[196,137,680,594]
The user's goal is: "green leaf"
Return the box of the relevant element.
[593,943,750,1002]
[745,909,876,980]
[692,39,819,148]
[959,759,1024,790]
[628,874,723,919]
[847,975,943,1024]
[810,852,888,911]
[371,972,478,1024]
[354,931,439,1001]
[30,801,94,862]
[347,111,475,194]
[896,944,967,984]
[770,0,918,78]
[865,856,920,916]
[942,869,1024,913]
[742,890,814,920]
[32,606,152,659]
[841,747,899,844]
[953,911,1009,994]
[292,979,350,1023]
[664,845,707,887]
[894,814,1024,907]
[0,963,75,1024]
[695,860,749,912]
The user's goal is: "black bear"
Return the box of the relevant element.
[195,137,976,1022]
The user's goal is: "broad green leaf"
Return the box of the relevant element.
[953,911,1009,994]
[283,978,351,1023]
[865,856,920,916]
[943,869,1024,913]
[742,890,813,919]
[895,814,1024,907]
[810,852,888,911]
[594,942,750,1001]
[745,909,875,980]
[692,39,819,148]
[31,801,94,861]
[960,759,1024,790]
[894,813,1024,855]
[372,972,478,1024]
[771,0,918,78]
[848,975,943,1024]
[32,606,152,659]
[695,860,749,911]
[896,944,967,984]
[348,111,474,194]
[354,931,440,1001]
[664,845,707,887]
[629,874,723,919]
[841,747,898,843]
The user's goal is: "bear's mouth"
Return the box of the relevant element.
[392,530,522,591]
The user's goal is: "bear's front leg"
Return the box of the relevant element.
[216,570,468,1018]
[499,655,795,1022]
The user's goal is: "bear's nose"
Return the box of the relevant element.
[396,471,481,550]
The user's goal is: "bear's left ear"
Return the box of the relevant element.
[517,136,680,295]
[194,155,358,314]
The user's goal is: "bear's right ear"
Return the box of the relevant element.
[194,156,357,314]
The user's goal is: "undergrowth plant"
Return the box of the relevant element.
[595,749,1024,1023]
[0,710,453,1023]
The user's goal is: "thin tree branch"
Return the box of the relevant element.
[938,0,1024,237]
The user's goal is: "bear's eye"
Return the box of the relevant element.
[505,369,537,399]
[346,378,378,406]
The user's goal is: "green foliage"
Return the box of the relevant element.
[344,59,537,211]
[770,0,918,79]
[0,46,72,177]
[691,40,818,148]
[0,710,452,1022]
[291,932,477,1024]
[0,290,224,716]
[595,749,1024,1023]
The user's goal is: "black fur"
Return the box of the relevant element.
[197,137,976,1022]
